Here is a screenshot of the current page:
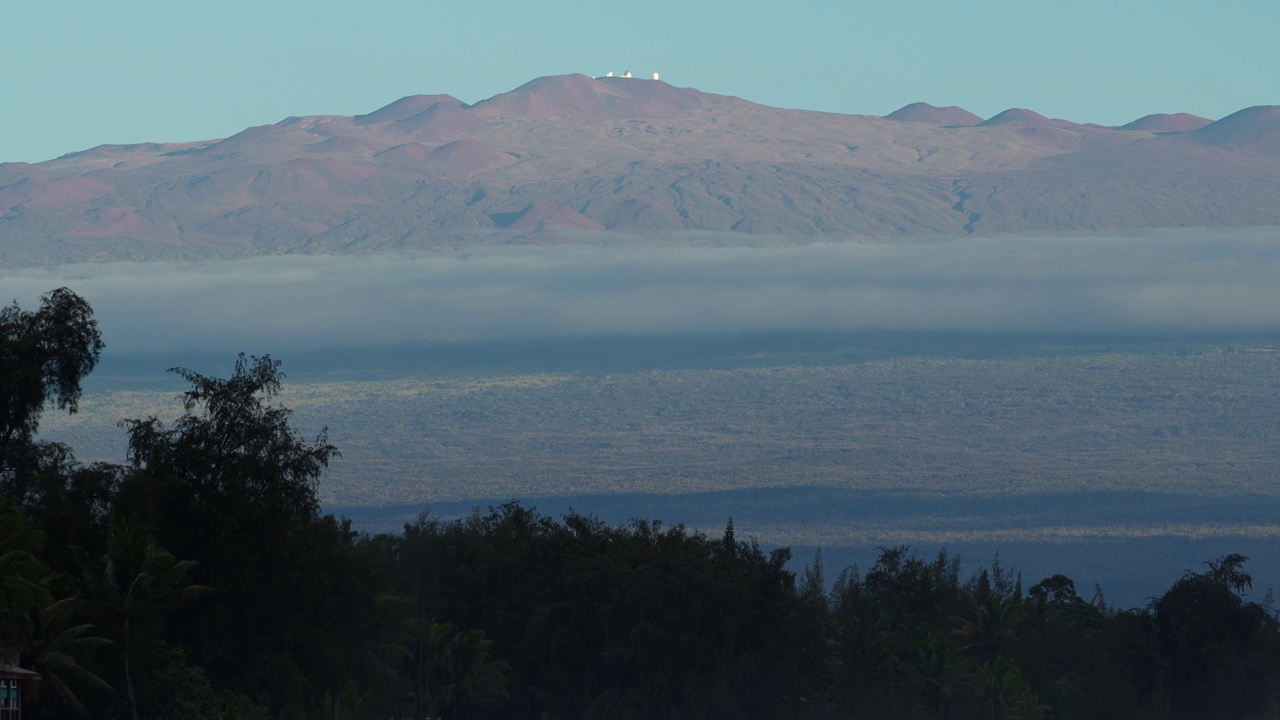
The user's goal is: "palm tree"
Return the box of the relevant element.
[413,620,454,720]
[0,502,112,716]
[1003,689,1052,720]
[443,628,508,720]
[0,503,52,648]
[910,633,973,720]
[954,596,1028,720]
[74,518,211,720]
[998,661,1050,720]
[15,597,113,715]
[417,622,509,720]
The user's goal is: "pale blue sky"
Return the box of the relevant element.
[4,0,1277,163]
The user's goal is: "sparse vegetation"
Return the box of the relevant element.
[44,339,1280,506]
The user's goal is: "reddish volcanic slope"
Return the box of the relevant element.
[425,140,514,175]
[355,94,464,125]
[374,143,433,163]
[1186,106,1280,156]
[70,206,149,237]
[4,74,1280,265]
[395,103,491,137]
[0,162,34,185]
[469,74,726,119]
[303,136,385,155]
[1119,113,1213,133]
[979,108,1070,128]
[0,175,109,208]
[508,203,605,232]
[597,197,685,231]
[885,102,983,126]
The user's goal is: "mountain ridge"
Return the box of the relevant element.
[3,74,1279,266]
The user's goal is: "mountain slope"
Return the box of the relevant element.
[885,102,983,126]
[1118,113,1213,133]
[2,75,1279,265]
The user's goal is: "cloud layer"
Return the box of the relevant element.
[4,231,1280,354]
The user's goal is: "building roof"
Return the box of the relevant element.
[0,664,41,680]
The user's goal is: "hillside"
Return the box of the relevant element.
[3,74,1279,265]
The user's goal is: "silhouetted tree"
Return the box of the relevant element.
[955,595,1032,720]
[1151,554,1280,720]
[73,518,210,720]
[114,353,340,715]
[0,288,103,479]
[909,633,973,719]
[13,598,113,717]
[0,503,53,648]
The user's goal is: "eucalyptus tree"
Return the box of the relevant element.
[0,288,103,478]
[114,353,338,711]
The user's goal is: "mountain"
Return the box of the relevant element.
[979,108,1079,128]
[354,94,463,125]
[1186,106,1280,156]
[3,75,1280,265]
[1118,113,1213,133]
[884,102,982,126]
[468,74,733,120]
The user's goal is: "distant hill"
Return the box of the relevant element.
[3,75,1279,266]
[468,74,730,119]
[1187,105,1280,156]
[1118,113,1213,133]
[979,108,1079,128]
[354,94,463,125]
[885,102,982,126]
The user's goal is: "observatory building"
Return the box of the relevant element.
[598,70,662,80]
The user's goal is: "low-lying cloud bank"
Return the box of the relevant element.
[4,231,1280,353]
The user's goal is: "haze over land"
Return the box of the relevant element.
[3,231,1280,355]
